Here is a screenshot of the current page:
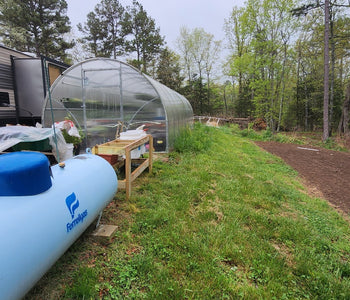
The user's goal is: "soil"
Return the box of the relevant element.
[255,141,350,215]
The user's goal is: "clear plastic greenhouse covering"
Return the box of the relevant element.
[42,58,193,152]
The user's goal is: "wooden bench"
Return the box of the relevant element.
[92,135,153,200]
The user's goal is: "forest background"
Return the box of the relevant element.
[0,0,350,139]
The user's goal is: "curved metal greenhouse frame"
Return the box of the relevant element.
[42,58,193,152]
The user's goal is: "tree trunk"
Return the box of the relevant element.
[338,82,350,137]
[238,71,243,106]
[329,9,335,136]
[340,56,344,89]
[270,68,275,132]
[296,40,301,129]
[207,72,210,109]
[198,63,203,114]
[223,85,228,115]
[323,0,330,141]
[277,42,288,132]
[305,80,308,131]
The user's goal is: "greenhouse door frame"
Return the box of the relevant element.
[81,64,124,138]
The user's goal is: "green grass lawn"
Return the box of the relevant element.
[27,123,350,299]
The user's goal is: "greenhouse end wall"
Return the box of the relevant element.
[42,58,193,152]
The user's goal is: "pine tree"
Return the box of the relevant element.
[78,0,128,59]
[125,0,164,73]
[156,48,184,91]
[0,0,73,61]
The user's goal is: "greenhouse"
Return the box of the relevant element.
[42,58,193,152]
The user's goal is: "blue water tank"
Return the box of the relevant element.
[0,152,52,196]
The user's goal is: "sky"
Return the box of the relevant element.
[66,0,245,50]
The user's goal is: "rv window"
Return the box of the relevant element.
[0,92,9,106]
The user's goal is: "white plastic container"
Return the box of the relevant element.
[119,129,146,140]
[119,130,147,158]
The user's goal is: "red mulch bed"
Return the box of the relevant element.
[256,141,350,215]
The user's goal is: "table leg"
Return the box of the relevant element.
[125,149,131,199]
[149,135,153,173]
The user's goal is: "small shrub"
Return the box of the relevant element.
[229,124,241,134]
[238,128,266,140]
[174,123,213,153]
[262,128,273,139]
[274,133,304,144]
[318,137,347,151]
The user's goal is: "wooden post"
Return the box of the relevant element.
[125,148,131,200]
[148,135,153,174]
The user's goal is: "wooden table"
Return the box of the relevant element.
[92,135,153,200]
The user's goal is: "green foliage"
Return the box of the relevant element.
[176,26,221,115]
[156,47,184,91]
[78,0,127,58]
[236,126,349,151]
[222,0,350,133]
[96,255,148,299]
[61,129,82,146]
[64,267,98,299]
[124,0,164,73]
[239,127,305,143]
[186,77,209,114]
[317,137,347,152]
[0,0,73,61]
[173,122,214,153]
[224,0,299,128]
[78,0,164,70]
[239,127,262,139]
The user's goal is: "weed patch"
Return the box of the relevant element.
[173,122,216,153]
[236,126,349,152]
[64,267,97,299]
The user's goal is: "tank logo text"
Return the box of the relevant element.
[65,192,88,233]
[66,210,88,232]
[66,192,79,219]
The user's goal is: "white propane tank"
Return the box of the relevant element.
[0,152,118,300]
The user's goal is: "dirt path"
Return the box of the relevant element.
[256,141,350,215]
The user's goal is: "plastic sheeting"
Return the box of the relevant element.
[42,58,193,152]
[0,125,73,161]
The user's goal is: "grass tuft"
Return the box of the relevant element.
[173,122,215,153]
[64,267,97,299]
[236,126,349,151]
